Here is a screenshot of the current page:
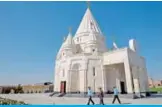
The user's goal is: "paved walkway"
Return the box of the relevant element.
[0,94,162,105]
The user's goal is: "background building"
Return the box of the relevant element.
[148,78,162,88]
[22,82,53,93]
[0,82,53,94]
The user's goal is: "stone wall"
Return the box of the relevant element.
[22,84,53,93]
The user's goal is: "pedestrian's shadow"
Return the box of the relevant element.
[147,94,162,98]
[121,103,131,104]
[103,103,131,105]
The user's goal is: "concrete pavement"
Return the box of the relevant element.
[0,93,162,105]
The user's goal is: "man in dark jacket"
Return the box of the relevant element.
[98,87,104,105]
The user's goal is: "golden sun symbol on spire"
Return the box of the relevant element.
[86,1,90,9]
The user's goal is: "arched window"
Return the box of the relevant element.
[93,67,95,76]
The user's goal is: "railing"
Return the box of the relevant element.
[104,47,128,55]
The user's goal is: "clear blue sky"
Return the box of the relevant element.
[0,2,162,85]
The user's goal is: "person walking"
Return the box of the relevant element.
[98,87,104,105]
[112,86,121,104]
[87,87,95,105]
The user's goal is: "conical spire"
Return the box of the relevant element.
[75,8,102,36]
[61,28,75,49]
[56,29,76,59]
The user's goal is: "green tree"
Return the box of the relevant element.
[15,84,23,93]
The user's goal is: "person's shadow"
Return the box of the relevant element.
[100,103,131,105]
[147,94,162,98]
[121,103,131,104]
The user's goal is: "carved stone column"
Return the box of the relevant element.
[132,66,140,94]
[84,59,88,93]
[102,67,107,92]
[124,58,133,93]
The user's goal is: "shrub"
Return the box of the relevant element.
[0,97,27,105]
[14,84,24,93]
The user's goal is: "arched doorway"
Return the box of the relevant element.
[70,63,80,93]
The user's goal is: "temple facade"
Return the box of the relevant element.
[54,7,149,96]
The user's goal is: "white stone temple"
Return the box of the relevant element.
[54,6,149,96]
